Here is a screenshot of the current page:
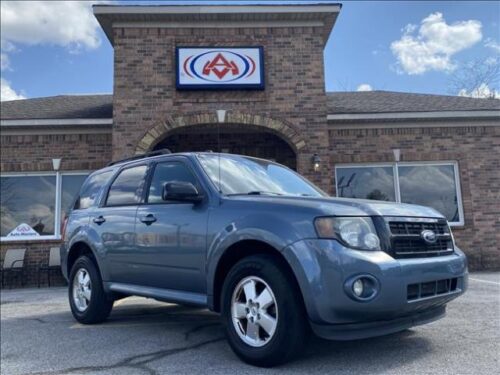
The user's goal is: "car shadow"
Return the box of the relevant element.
[7,298,435,372]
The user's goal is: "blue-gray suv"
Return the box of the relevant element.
[61,152,468,367]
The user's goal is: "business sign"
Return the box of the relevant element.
[176,47,264,90]
[7,223,40,238]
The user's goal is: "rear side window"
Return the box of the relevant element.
[106,165,148,206]
[147,162,199,203]
[76,170,114,210]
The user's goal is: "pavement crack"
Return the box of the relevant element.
[23,337,225,375]
[184,322,222,340]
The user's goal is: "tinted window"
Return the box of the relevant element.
[106,166,148,206]
[148,162,199,203]
[0,175,56,237]
[399,165,460,222]
[62,174,88,220]
[77,171,113,209]
[336,166,396,201]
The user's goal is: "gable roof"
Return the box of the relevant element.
[0,94,113,120]
[327,90,500,114]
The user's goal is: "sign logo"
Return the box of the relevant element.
[421,230,438,244]
[177,47,264,90]
[7,223,40,238]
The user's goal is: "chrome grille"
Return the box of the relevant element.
[387,219,453,258]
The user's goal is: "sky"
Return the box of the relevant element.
[1,0,499,101]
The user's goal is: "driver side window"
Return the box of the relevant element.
[147,161,199,204]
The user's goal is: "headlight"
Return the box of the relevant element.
[314,217,381,251]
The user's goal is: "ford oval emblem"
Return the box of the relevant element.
[421,229,437,244]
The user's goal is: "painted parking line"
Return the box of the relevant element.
[469,278,500,286]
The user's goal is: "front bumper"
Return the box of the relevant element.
[283,239,468,339]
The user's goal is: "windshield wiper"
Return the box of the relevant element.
[226,191,284,196]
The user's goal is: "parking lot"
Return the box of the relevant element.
[1,273,499,375]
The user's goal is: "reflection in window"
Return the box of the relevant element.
[77,171,113,210]
[1,176,57,237]
[336,166,395,201]
[198,154,323,197]
[335,162,463,224]
[61,174,89,223]
[399,165,460,222]
[148,162,198,203]
[106,166,148,206]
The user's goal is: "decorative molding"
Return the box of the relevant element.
[327,111,500,122]
[134,112,307,155]
[0,118,113,127]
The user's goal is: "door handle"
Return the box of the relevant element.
[140,214,157,225]
[93,216,106,225]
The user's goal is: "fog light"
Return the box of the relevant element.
[353,279,364,297]
[344,274,379,302]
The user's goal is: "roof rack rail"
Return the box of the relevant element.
[107,148,172,166]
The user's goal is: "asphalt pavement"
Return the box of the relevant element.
[1,272,499,375]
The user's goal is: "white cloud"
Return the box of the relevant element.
[391,12,482,75]
[458,83,499,99]
[357,84,373,92]
[1,52,10,70]
[1,78,25,101]
[0,1,103,51]
[484,38,500,53]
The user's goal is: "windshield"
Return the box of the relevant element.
[197,154,326,197]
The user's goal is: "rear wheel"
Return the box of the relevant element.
[221,254,308,367]
[68,256,113,324]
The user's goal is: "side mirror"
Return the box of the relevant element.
[162,182,203,203]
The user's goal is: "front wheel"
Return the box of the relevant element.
[221,255,308,367]
[68,256,113,324]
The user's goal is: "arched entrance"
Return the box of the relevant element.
[135,112,307,170]
[153,124,297,169]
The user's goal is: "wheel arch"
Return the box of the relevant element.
[67,241,100,278]
[210,239,304,313]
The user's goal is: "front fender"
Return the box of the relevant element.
[205,207,313,309]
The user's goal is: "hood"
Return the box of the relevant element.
[225,195,445,219]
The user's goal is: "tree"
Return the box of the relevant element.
[449,57,500,99]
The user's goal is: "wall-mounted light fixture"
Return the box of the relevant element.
[312,153,321,172]
[52,158,62,171]
[216,109,227,123]
[392,149,401,162]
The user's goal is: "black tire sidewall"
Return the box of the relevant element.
[68,256,112,324]
[221,255,306,367]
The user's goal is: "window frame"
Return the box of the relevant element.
[335,161,464,227]
[1,170,90,242]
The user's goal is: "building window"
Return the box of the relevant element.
[335,162,464,226]
[1,172,89,241]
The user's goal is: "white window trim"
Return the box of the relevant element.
[334,161,464,227]
[1,171,90,242]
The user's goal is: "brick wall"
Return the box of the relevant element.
[113,25,331,188]
[0,131,112,288]
[0,133,112,172]
[328,123,500,270]
[0,240,66,288]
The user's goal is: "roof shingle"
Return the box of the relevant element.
[327,90,500,114]
[1,91,498,121]
[0,94,112,120]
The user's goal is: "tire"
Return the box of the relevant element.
[68,255,113,324]
[221,254,308,367]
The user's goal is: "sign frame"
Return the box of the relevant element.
[175,46,265,91]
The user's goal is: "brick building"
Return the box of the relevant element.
[1,3,499,286]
